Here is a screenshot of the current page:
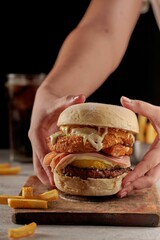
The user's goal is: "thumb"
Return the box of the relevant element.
[120,96,157,120]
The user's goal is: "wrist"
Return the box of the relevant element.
[37,82,60,100]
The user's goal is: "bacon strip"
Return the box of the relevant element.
[50,153,69,169]
[43,151,58,166]
[43,151,69,169]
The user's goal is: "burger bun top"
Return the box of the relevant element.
[57,102,139,133]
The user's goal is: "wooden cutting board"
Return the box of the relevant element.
[11,175,160,227]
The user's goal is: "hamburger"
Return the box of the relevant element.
[44,102,139,196]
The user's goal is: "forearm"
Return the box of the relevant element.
[42,27,118,97]
[40,0,142,98]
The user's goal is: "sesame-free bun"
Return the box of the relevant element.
[57,102,139,133]
[54,169,127,196]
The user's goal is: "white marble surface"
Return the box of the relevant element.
[0,149,160,240]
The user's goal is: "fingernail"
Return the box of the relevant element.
[122,96,132,103]
[67,95,79,102]
[73,95,80,100]
[119,191,127,198]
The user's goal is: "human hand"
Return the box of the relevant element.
[118,96,160,198]
[28,86,85,186]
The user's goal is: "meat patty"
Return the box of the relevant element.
[63,165,132,180]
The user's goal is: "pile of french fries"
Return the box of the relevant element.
[0,186,58,239]
[0,186,58,207]
[136,115,157,144]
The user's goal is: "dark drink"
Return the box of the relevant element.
[5,74,45,162]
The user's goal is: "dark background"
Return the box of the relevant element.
[0,1,160,149]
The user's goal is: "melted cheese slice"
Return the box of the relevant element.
[70,159,112,170]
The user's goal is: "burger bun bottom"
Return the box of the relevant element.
[54,171,128,196]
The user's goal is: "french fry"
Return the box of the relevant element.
[21,187,58,200]
[0,195,23,205]
[0,163,11,168]
[0,166,21,175]
[145,122,157,144]
[136,114,157,145]
[8,198,48,209]
[22,186,33,198]
[136,115,147,142]
[39,189,59,200]
[8,222,37,239]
